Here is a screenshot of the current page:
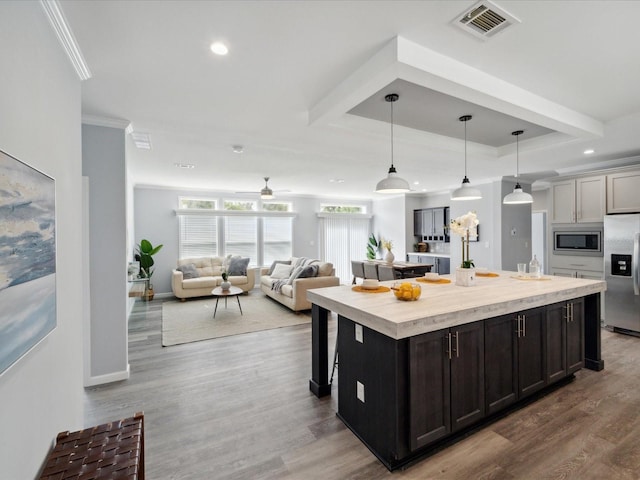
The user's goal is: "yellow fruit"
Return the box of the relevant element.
[394,282,421,301]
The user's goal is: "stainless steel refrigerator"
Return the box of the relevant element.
[604,214,640,334]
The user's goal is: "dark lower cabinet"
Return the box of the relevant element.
[484,314,518,415]
[336,298,587,471]
[409,322,484,451]
[547,298,585,384]
[517,306,547,397]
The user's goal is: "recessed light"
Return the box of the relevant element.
[210,42,228,55]
[174,163,195,169]
[413,181,420,185]
[583,149,595,155]
[232,145,244,154]
[329,178,345,183]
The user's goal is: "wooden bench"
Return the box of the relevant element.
[39,412,145,479]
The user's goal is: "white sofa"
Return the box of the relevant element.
[260,257,340,311]
[171,256,257,300]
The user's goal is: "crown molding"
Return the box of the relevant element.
[82,114,131,130]
[40,0,92,81]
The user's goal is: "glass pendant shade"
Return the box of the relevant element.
[451,115,482,201]
[503,130,533,205]
[375,93,410,194]
[260,177,274,199]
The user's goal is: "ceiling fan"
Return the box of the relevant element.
[236,177,290,199]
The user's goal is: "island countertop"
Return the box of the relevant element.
[307,270,606,340]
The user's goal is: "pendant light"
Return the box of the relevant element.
[503,130,533,205]
[375,93,410,194]
[451,115,482,201]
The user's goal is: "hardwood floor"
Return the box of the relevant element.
[84,296,640,479]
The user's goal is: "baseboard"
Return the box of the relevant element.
[84,364,130,387]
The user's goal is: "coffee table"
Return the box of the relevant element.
[211,286,243,318]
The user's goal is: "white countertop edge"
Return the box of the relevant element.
[307,273,606,340]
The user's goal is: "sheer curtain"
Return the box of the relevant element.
[319,214,371,284]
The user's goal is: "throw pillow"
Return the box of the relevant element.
[297,264,319,278]
[177,263,199,279]
[271,263,293,279]
[227,256,251,276]
[267,260,291,276]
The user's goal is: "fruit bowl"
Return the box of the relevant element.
[392,282,421,301]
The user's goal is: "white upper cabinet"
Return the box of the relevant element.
[607,169,640,214]
[551,176,605,224]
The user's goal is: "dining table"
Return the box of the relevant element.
[366,259,433,278]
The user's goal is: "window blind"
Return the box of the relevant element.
[225,215,258,260]
[179,215,218,258]
[263,216,293,265]
[319,215,371,283]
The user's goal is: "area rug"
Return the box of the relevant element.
[161,293,310,346]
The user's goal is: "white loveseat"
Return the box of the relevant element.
[171,256,257,300]
[260,257,340,311]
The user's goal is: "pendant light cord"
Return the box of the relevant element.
[390,99,394,169]
[464,119,467,177]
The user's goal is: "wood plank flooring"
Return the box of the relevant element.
[84,296,640,479]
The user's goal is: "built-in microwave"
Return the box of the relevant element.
[553,227,603,256]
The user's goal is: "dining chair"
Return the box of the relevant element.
[351,260,365,285]
[377,264,397,281]
[363,262,379,280]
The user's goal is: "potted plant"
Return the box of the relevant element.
[220,270,231,291]
[449,211,479,286]
[366,234,380,260]
[135,239,163,300]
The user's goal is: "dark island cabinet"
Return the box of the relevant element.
[484,314,518,415]
[517,306,547,397]
[409,322,484,451]
[546,298,585,385]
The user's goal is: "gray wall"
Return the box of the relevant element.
[0,3,84,477]
[82,125,129,382]
[500,179,533,270]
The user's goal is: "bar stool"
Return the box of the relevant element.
[351,260,365,285]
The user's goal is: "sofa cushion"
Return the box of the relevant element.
[267,259,291,276]
[271,263,293,279]
[176,263,199,279]
[182,276,218,289]
[227,256,250,276]
[260,275,273,287]
[311,261,333,276]
[280,285,294,298]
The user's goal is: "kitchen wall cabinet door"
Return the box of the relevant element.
[413,210,423,237]
[551,176,605,223]
[607,170,640,214]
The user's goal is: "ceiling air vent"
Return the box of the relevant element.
[454,0,520,40]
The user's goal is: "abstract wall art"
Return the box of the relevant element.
[0,149,56,375]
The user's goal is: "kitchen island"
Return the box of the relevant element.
[307,271,606,470]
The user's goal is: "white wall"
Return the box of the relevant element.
[372,195,407,260]
[500,179,533,270]
[0,3,84,478]
[82,125,129,384]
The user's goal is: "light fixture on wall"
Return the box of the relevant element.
[260,177,274,199]
[451,115,482,201]
[503,130,533,205]
[375,93,410,194]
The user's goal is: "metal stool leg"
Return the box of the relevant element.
[329,335,338,385]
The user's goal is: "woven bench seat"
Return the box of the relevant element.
[39,412,144,479]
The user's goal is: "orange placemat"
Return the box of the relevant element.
[416,278,452,284]
[352,285,391,293]
[510,275,552,281]
[477,272,499,277]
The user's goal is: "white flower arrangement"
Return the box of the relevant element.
[381,238,393,252]
[449,211,479,268]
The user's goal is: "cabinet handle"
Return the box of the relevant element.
[453,331,460,358]
[446,332,452,360]
[516,315,521,338]
[570,302,574,322]
[522,314,526,337]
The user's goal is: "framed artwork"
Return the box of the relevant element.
[0,149,56,375]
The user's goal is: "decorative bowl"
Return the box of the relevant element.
[362,279,379,290]
[424,272,439,280]
[392,282,421,301]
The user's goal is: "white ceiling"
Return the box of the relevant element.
[60,0,640,199]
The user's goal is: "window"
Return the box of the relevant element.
[263,216,293,265]
[318,213,371,283]
[177,196,294,265]
[320,204,366,214]
[179,215,218,257]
